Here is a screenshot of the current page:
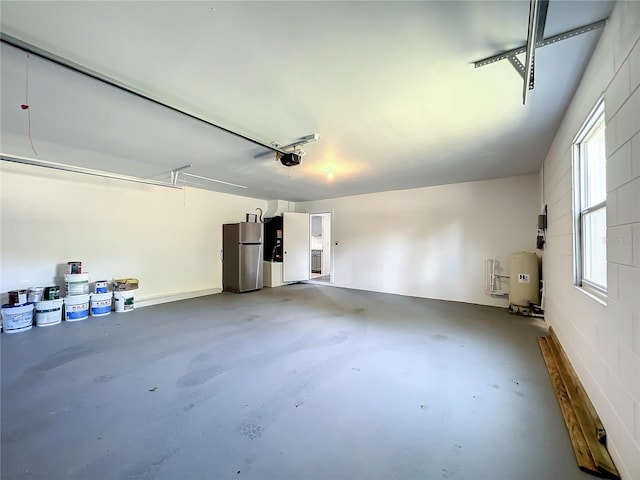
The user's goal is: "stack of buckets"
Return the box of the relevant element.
[1,285,63,333]
[91,281,112,317]
[64,262,113,320]
[2,262,132,333]
[64,261,90,322]
[113,279,136,313]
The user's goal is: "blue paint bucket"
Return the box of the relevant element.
[90,292,112,317]
[64,294,90,322]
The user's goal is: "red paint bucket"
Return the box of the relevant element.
[8,290,27,305]
[67,262,82,274]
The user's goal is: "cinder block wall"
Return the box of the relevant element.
[541,2,640,478]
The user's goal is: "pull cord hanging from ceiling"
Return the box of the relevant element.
[0,32,287,157]
[21,52,38,156]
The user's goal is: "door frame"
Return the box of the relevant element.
[309,211,333,283]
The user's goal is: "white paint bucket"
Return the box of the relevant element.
[90,292,112,317]
[113,291,134,313]
[65,273,90,296]
[34,299,64,327]
[64,294,90,322]
[1,303,34,333]
[94,281,108,294]
[27,287,45,303]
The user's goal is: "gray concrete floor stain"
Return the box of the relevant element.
[1,284,594,479]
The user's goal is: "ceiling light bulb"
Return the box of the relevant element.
[327,171,334,179]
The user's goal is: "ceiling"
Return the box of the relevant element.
[0,1,614,201]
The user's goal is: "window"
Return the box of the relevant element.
[573,100,606,295]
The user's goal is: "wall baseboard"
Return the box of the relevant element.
[134,288,222,308]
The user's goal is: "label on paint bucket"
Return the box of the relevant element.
[114,292,134,313]
[65,274,90,296]
[35,299,63,326]
[64,296,90,321]
[94,281,108,294]
[66,302,89,319]
[4,312,32,329]
[91,300,112,316]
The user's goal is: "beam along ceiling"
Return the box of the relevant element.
[0,1,614,201]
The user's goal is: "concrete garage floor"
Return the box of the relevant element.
[2,284,594,480]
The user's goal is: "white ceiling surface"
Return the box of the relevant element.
[0,1,614,201]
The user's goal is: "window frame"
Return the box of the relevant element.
[572,98,607,299]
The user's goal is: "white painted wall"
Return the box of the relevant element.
[297,174,539,307]
[541,2,640,478]
[0,162,267,305]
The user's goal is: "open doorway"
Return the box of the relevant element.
[310,212,332,282]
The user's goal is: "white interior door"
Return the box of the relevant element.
[283,212,310,282]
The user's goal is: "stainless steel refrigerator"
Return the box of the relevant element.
[223,222,264,293]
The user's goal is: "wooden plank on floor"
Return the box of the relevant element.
[546,329,620,479]
[538,336,600,476]
[549,327,606,439]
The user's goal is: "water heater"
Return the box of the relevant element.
[509,252,540,308]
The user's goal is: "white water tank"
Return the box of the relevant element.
[509,252,540,307]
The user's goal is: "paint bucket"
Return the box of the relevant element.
[1,303,34,333]
[113,291,134,313]
[67,261,82,274]
[8,290,27,305]
[44,286,61,300]
[64,294,90,322]
[34,299,64,327]
[90,292,112,317]
[94,281,108,294]
[27,287,45,303]
[65,273,90,296]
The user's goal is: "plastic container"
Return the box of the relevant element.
[67,261,82,274]
[114,278,139,291]
[113,291,134,313]
[34,299,64,327]
[44,286,61,300]
[27,287,45,303]
[94,281,108,294]
[64,294,90,321]
[65,273,90,296]
[1,303,34,333]
[90,292,112,317]
[8,290,27,305]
